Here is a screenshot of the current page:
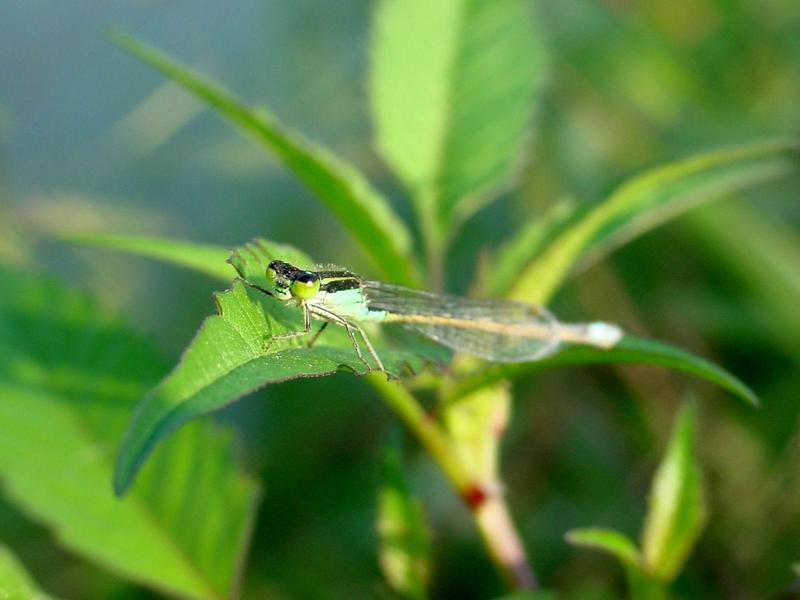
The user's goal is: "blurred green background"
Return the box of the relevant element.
[1,0,799,598]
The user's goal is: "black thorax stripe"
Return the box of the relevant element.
[319,274,362,293]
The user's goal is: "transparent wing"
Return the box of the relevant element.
[362,282,562,362]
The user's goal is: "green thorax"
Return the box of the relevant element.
[314,271,386,322]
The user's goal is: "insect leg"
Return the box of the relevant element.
[348,321,386,375]
[342,322,369,370]
[309,305,379,373]
[229,248,274,297]
[271,302,312,341]
[306,321,329,348]
[235,276,274,297]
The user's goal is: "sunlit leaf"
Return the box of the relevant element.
[642,401,707,581]
[377,441,431,600]
[508,140,800,303]
[444,334,757,407]
[0,545,57,600]
[0,267,259,600]
[370,0,459,197]
[66,233,233,280]
[114,239,439,495]
[111,32,419,287]
[370,0,546,234]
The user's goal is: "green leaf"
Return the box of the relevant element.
[0,267,259,600]
[111,32,419,287]
[0,546,57,600]
[641,401,707,582]
[377,441,431,600]
[114,239,438,495]
[566,529,666,600]
[370,0,546,233]
[444,334,758,407]
[508,140,800,303]
[565,528,641,570]
[66,233,233,280]
[370,0,459,197]
[68,234,309,288]
[480,198,578,296]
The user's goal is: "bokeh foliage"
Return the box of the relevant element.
[1,0,799,599]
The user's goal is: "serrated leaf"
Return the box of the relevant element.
[508,140,800,303]
[114,239,437,495]
[111,32,419,287]
[642,402,707,582]
[66,233,233,280]
[445,334,757,407]
[0,546,57,600]
[370,0,545,233]
[0,267,259,600]
[377,442,431,600]
[565,528,641,570]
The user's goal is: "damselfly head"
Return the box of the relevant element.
[266,260,320,301]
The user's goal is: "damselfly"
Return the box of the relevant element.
[232,255,623,374]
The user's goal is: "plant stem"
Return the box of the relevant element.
[367,374,539,591]
[367,374,470,492]
[474,495,539,590]
[628,569,668,600]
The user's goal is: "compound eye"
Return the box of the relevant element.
[290,272,320,300]
[266,262,278,283]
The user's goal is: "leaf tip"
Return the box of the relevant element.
[112,466,131,498]
[742,387,760,408]
[718,375,758,407]
[105,28,137,54]
[59,232,103,251]
[113,445,137,497]
[563,529,580,545]
[106,30,162,70]
[113,413,157,497]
